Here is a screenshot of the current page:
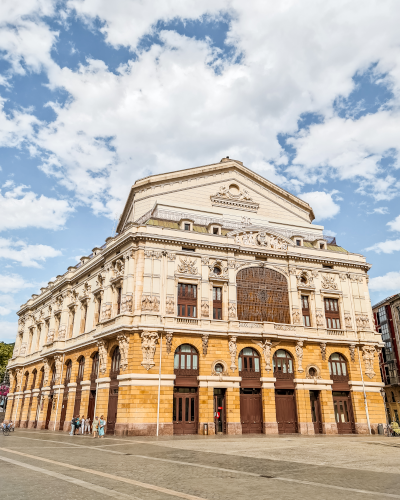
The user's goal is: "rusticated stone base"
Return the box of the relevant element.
[63,422,71,432]
[114,422,174,436]
[199,422,215,435]
[36,420,45,430]
[298,422,314,435]
[226,422,242,435]
[27,420,36,429]
[355,423,371,434]
[322,423,338,434]
[263,422,279,434]
[20,420,29,429]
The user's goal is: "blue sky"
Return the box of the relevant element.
[1,1,400,341]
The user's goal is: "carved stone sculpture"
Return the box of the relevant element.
[101,303,111,320]
[362,345,376,379]
[43,359,50,387]
[54,355,63,384]
[228,303,237,319]
[177,257,198,275]
[165,297,175,315]
[344,313,352,329]
[321,275,338,290]
[201,256,210,265]
[15,368,23,391]
[356,314,370,330]
[292,310,301,324]
[228,336,237,372]
[295,340,304,372]
[141,331,158,370]
[320,342,326,361]
[201,301,210,318]
[19,342,27,356]
[141,295,160,312]
[121,294,133,313]
[97,340,108,374]
[316,311,324,326]
[58,325,66,340]
[117,334,129,371]
[165,332,173,354]
[252,339,273,372]
[202,334,209,356]
[349,344,356,363]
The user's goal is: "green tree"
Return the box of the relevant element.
[0,343,14,382]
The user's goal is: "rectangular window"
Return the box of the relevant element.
[177,284,197,317]
[117,287,122,315]
[213,286,222,320]
[213,227,219,235]
[301,295,310,327]
[296,239,301,246]
[324,298,341,329]
[184,223,190,231]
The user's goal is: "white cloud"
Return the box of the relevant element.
[369,207,389,215]
[0,321,18,343]
[0,274,35,294]
[0,238,62,267]
[387,214,400,231]
[369,271,400,292]
[366,239,400,254]
[298,191,340,221]
[0,183,74,231]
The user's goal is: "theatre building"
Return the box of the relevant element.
[6,158,386,435]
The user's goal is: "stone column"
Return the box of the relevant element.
[80,380,91,420]
[37,390,50,430]
[19,390,32,427]
[226,386,241,434]
[5,394,14,421]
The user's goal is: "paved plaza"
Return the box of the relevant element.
[0,431,400,499]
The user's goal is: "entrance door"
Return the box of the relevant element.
[332,391,355,434]
[214,389,226,434]
[45,395,53,429]
[275,389,298,434]
[310,390,323,434]
[59,394,68,431]
[87,390,96,423]
[173,388,198,435]
[106,386,119,435]
[240,388,263,434]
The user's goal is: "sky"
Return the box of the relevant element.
[1,1,400,342]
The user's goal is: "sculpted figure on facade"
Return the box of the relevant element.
[344,313,352,329]
[177,257,198,275]
[117,334,129,371]
[349,344,356,363]
[228,303,237,319]
[15,368,23,391]
[320,342,326,361]
[362,345,376,379]
[316,311,324,326]
[97,340,108,374]
[165,297,175,315]
[47,328,54,344]
[141,331,158,370]
[321,275,338,290]
[142,295,160,312]
[19,342,27,356]
[209,259,228,279]
[121,294,133,313]
[356,314,370,330]
[253,339,272,372]
[202,334,209,356]
[54,355,63,384]
[165,332,173,354]
[43,359,50,387]
[201,301,210,318]
[295,340,304,372]
[114,258,125,278]
[228,336,237,372]
[292,309,301,324]
[101,303,112,320]
[58,324,66,340]
[201,256,210,265]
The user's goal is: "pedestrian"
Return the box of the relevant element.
[70,416,76,436]
[81,415,86,435]
[98,415,105,438]
[85,416,91,434]
[92,416,99,438]
[75,415,80,435]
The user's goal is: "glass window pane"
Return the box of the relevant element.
[191,398,195,421]
[213,288,216,300]
[288,359,293,373]
[332,363,337,375]
[181,355,185,369]
[238,357,242,371]
[337,362,342,376]
[254,358,260,372]
[334,401,339,423]
[243,348,252,355]
[181,345,191,352]
[344,401,349,422]
[173,397,176,421]
[187,355,191,369]
[342,362,347,376]
[193,354,198,370]
[185,397,189,422]
[178,398,182,421]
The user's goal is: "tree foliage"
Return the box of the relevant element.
[0,343,14,382]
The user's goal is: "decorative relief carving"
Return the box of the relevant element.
[320,342,326,361]
[201,256,210,265]
[19,342,27,356]
[165,332,173,354]
[144,250,154,258]
[295,340,304,372]
[166,297,175,315]
[46,329,54,344]
[43,359,50,386]
[274,324,296,331]
[234,231,289,250]
[81,281,91,298]
[289,266,297,275]
[356,314,370,330]
[240,322,263,328]
[54,355,63,384]
[316,311,324,326]
[117,334,129,371]
[211,184,259,212]
[97,340,108,374]
[121,294,133,313]
[339,273,347,281]
[202,334,209,356]
[321,274,338,290]
[209,259,228,279]
[228,259,235,269]
[362,345,376,379]
[211,360,229,377]
[228,303,237,319]
[344,313,352,329]
[15,368,23,391]
[305,364,321,380]
[177,257,198,275]
[201,301,210,318]
[253,339,273,372]
[167,253,176,261]
[292,309,301,324]
[101,303,111,320]
[141,331,158,370]
[349,344,356,363]
[348,273,363,283]
[58,325,66,340]
[228,336,237,372]
[296,271,315,287]
[142,295,160,312]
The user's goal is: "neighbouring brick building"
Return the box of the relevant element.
[6,158,385,435]
[372,294,400,424]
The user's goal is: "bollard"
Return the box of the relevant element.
[378,423,384,435]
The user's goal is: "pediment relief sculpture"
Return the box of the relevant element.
[230,229,291,251]
[176,257,198,275]
[321,274,338,290]
[211,183,259,212]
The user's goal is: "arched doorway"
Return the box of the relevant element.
[329,353,355,434]
[59,360,72,431]
[236,267,290,323]
[87,352,99,425]
[173,344,199,435]
[107,346,120,435]
[239,348,263,434]
[273,349,298,434]
[73,357,85,418]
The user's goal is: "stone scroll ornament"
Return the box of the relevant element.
[202,334,209,356]
[141,331,159,370]
[43,359,50,387]
[228,336,237,372]
[54,355,63,384]
[362,345,376,379]
[165,332,173,354]
[295,340,304,372]
[117,334,129,371]
[97,340,108,374]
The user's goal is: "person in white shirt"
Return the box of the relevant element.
[85,417,91,434]
[81,415,86,435]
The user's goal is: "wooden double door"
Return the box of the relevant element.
[310,391,323,434]
[106,385,119,435]
[173,387,198,435]
[59,392,69,431]
[333,391,355,434]
[275,389,298,434]
[240,388,263,434]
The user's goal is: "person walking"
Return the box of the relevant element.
[81,415,86,435]
[70,416,76,436]
[92,416,99,438]
[98,415,105,438]
[75,415,80,435]
[85,416,91,434]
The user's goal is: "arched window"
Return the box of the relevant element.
[23,372,29,391]
[39,367,44,389]
[91,352,99,382]
[392,391,396,403]
[31,370,37,390]
[64,360,72,385]
[50,365,56,386]
[174,344,198,375]
[239,348,260,373]
[236,267,290,323]
[76,357,85,382]
[273,349,294,379]
[110,346,121,377]
[329,353,348,382]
